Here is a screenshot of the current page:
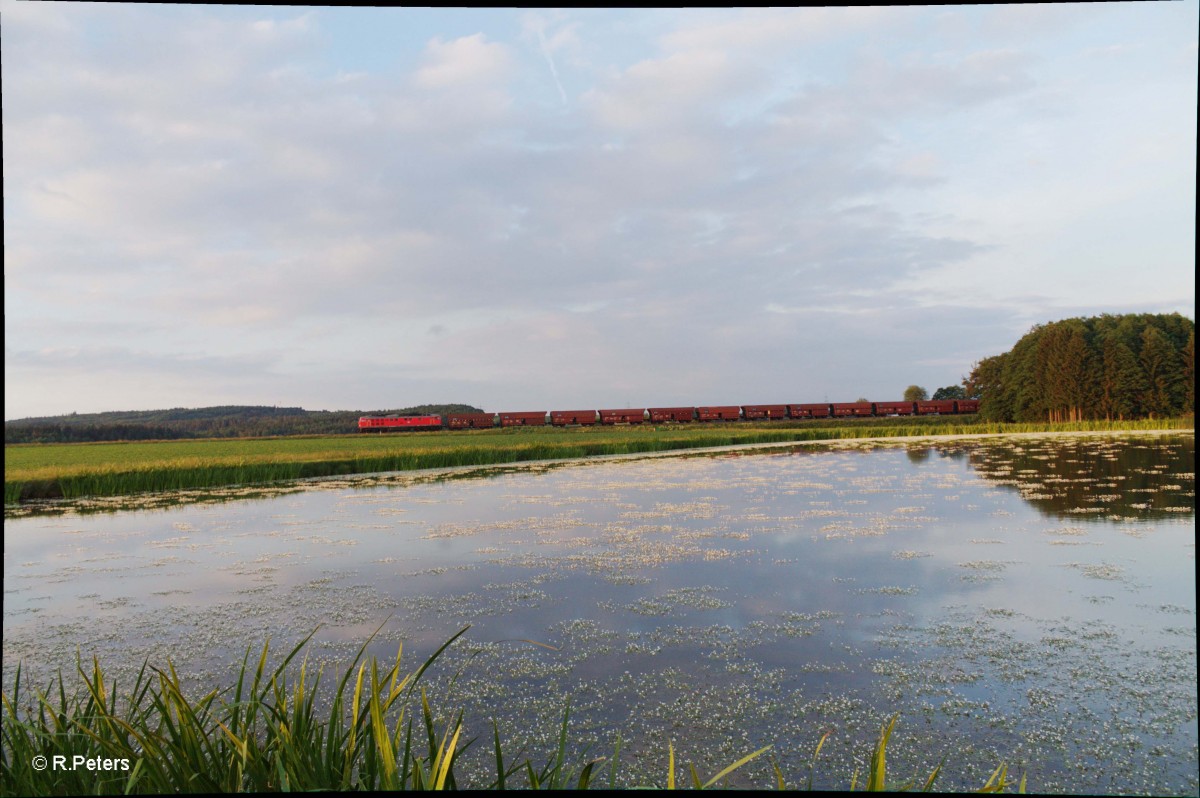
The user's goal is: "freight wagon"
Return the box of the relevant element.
[599,409,648,425]
[446,413,497,429]
[550,410,598,426]
[359,395,980,431]
[788,403,832,419]
[831,402,874,417]
[742,404,789,420]
[499,411,547,427]
[873,401,915,416]
[696,406,741,422]
[647,407,696,423]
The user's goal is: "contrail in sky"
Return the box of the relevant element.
[536,25,568,106]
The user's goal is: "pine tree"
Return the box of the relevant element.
[1181,330,1195,412]
[1098,336,1145,420]
[1035,321,1091,421]
[1139,326,1184,417]
[1065,325,1094,421]
[1008,329,1044,421]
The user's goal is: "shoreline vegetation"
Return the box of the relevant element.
[4,416,1192,507]
[0,626,1026,794]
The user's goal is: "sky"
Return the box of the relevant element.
[3,3,1196,420]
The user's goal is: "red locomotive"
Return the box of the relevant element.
[357,414,443,431]
[358,399,979,432]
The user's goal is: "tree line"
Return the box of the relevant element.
[965,313,1193,422]
[8,313,1193,443]
[900,385,970,402]
[4,404,485,444]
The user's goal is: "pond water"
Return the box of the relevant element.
[3,433,1195,793]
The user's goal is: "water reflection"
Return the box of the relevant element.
[967,436,1194,521]
[2,460,580,519]
[906,447,932,463]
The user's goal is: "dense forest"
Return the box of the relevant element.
[966,313,1194,422]
[4,405,484,444]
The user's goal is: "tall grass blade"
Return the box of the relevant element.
[700,744,772,789]
[123,758,144,795]
[978,762,1008,793]
[808,728,832,790]
[921,758,944,792]
[770,755,786,790]
[609,733,622,789]
[866,714,898,791]
[575,760,597,790]
[432,717,464,790]
[493,720,506,790]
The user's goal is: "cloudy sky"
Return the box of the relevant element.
[3,3,1196,420]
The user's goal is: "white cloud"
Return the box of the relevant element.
[584,48,752,131]
[414,33,511,88]
[659,6,892,53]
[2,4,1195,419]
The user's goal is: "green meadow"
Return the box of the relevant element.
[5,416,1190,506]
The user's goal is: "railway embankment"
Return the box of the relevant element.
[4,417,1191,510]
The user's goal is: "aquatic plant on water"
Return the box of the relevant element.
[1,626,1027,793]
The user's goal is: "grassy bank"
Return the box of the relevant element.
[5,417,1190,505]
[1,627,1025,793]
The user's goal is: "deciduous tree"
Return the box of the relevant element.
[931,385,966,401]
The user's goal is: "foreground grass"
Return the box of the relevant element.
[1,627,1025,793]
[5,417,1190,505]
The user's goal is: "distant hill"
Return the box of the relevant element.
[4,404,486,444]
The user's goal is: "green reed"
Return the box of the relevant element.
[1,627,1026,793]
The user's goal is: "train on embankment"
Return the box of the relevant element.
[357,399,980,432]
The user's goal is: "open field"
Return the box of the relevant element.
[5,416,1191,505]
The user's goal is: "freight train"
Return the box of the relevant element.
[358,399,980,432]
